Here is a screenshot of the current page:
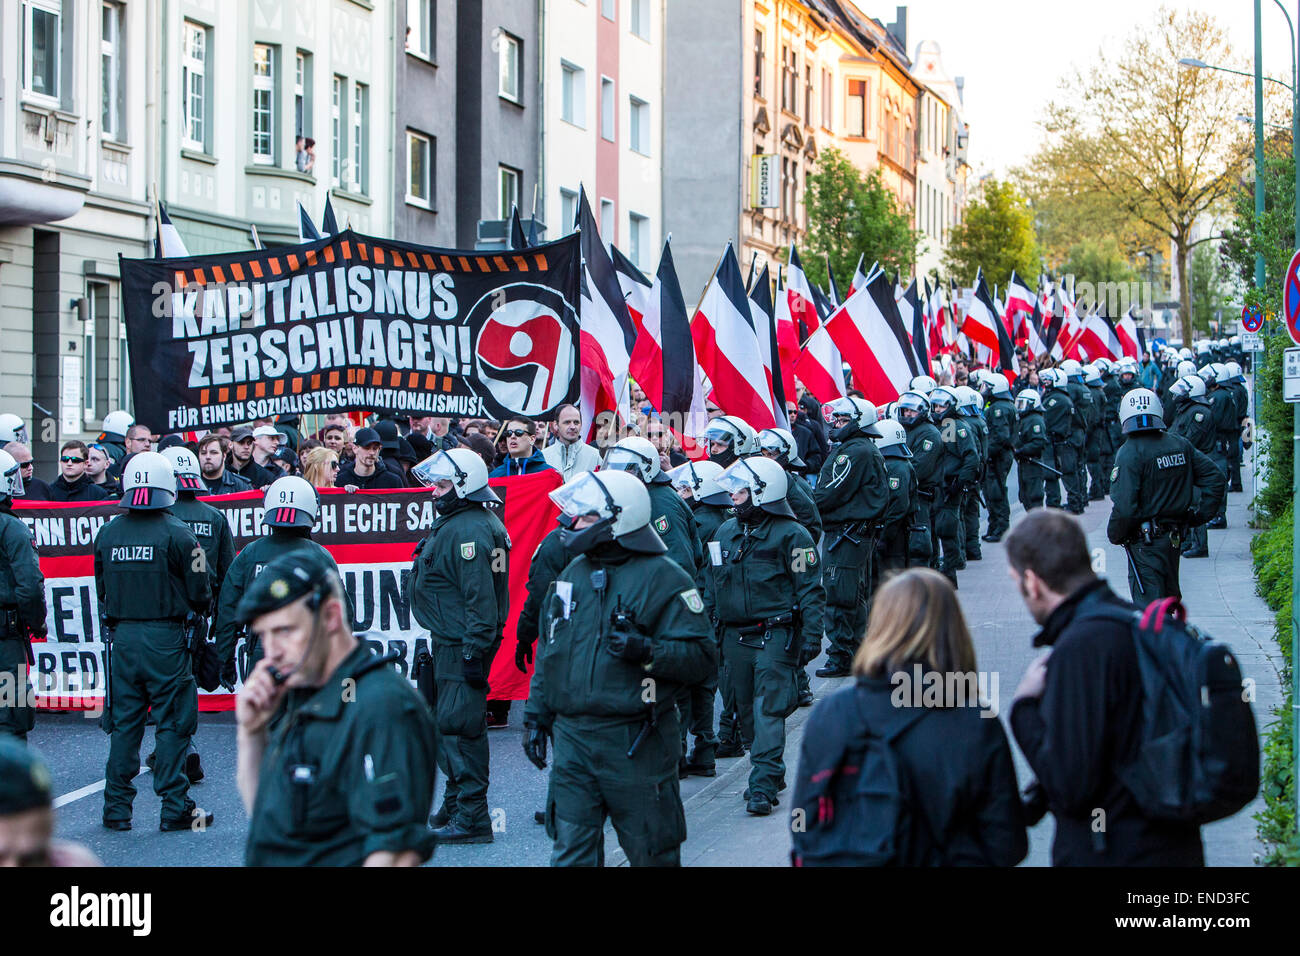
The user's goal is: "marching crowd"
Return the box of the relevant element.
[0,333,1260,868]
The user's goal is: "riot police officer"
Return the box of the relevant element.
[410,448,510,844]
[702,416,759,469]
[0,449,45,742]
[1082,364,1110,499]
[1060,359,1094,513]
[1223,361,1249,493]
[893,390,942,570]
[1040,369,1077,511]
[812,397,888,677]
[709,457,824,816]
[871,419,919,572]
[95,451,212,831]
[1107,388,1225,601]
[926,387,980,588]
[514,518,572,675]
[955,385,987,561]
[603,436,702,578]
[976,371,1015,542]
[235,553,438,865]
[212,476,338,685]
[1200,363,1236,529]
[1168,374,1216,560]
[1012,389,1048,511]
[523,470,715,866]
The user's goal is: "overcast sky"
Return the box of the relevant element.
[903,0,1296,177]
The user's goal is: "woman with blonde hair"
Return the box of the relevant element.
[791,568,1027,866]
[302,446,340,488]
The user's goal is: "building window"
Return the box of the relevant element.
[101,2,125,140]
[601,0,615,20]
[804,65,813,124]
[631,0,650,39]
[498,165,520,219]
[629,213,649,268]
[846,78,867,137]
[406,130,433,208]
[22,0,62,101]
[561,61,585,126]
[252,44,276,164]
[351,82,368,193]
[629,96,649,155]
[821,68,832,130]
[753,29,765,99]
[331,75,345,187]
[181,21,208,151]
[560,188,578,231]
[600,77,615,142]
[780,44,796,114]
[498,31,521,103]
[600,198,614,242]
[84,284,102,419]
[118,320,131,412]
[407,0,434,59]
[295,51,314,173]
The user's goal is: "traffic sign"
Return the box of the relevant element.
[1284,250,1300,345]
[1242,303,1264,333]
[1285,348,1300,403]
[1241,330,1263,352]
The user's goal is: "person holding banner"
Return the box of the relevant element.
[0,449,46,743]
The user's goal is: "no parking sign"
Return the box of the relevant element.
[1284,249,1300,345]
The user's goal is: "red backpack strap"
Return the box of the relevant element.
[1140,597,1185,632]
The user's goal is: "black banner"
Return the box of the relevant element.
[118,230,581,432]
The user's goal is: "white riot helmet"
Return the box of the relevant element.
[0,415,28,446]
[1015,389,1042,414]
[1119,388,1165,433]
[262,476,320,528]
[700,416,759,461]
[1040,368,1067,390]
[161,445,204,493]
[908,374,938,396]
[1093,357,1113,375]
[100,410,134,441]
[1211,362,1231,384]
[757,427,806,468]
[549,469,664,555]
[824,396,882,437]
[893,390,931,427]
[120,451,178,510]
[1082,364,1102,387]
[976,370,1011,398]
[413,448,500,503]
[1116,359,1139,383]
[1175,359,1197,379]
[1229,335,1241,346]
[715,456,793,518]
[1196,340,1212,355]
[1224,361,1243,383]
[1197,363,1217,385]
[1170,375,1207,400]
[1178,347,1193,361]
[873,419,912,457]
[954,385,982,414]
[1059,358,1083,379]
[667,460,732,507]
[0,449,23,500]
[603,436,664,484]
[928,386,959,419]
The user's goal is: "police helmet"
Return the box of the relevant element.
[1015,389,1042,414]
[161,445,204,493]
[976,369,1011,397]
[667,460,732,507]
[1119,388,1166,433]
[1175,359,1197,379]
[757,427,805,468]
[1170,375,1206,400]
[549,469,664,554]
[700,416,759,457]
[120,451,178,510]
[1082,364,1102,387]
[872,419,912,457]
[1040,368,1067,390]
[1116,359,1138,382]
[928,386,959,419]
[893,390,931,426]
[0,449,23,500]
[413,448,499,503]
[908,374,938,396]
[1178,347,1193,361]
[100,410,134,441]
[1224,361,1244,383]
[1059,359,1083,380]
[824,396,882,436]
[1196,340,1211,355]
[715,456,794,518]
[603,436,665,484]
[0,415,28,446]
[954,385,983,414]
[262,476,319,528]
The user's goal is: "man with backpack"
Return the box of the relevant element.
[1005,509,1257,866]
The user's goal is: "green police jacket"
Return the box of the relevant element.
[410,503,510,656]
[647,481,702,577]
[169,495,235,604]
[0,510,45,631]
[707,513,824,652]
[244,641,438,866]
[813,431,889,528]
[525,549,714,727]
[881,456,918,530]
[93,511,211,622]
[516,524,570,650]
[689,501,730,618]
[1067,380,1096,433]
[935,414,980,490]
[1171,400,1216,454]
[903,421,944,490]
[1014,412,1047,461]
[213,530,338,665]
[1207,388,1238,444]
[1106,432,1226,544]
[984,397,1015,458]
[966,412,988,462]
[785,472,822,539]
[1042,389,1075,443]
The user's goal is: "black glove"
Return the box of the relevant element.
[799,641,821,667]
[514,639,534,674]
[220,658,238,691]
[522,721,549,770]
[462,654,488,690]
[607,628,652,663]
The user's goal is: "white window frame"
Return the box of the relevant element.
[406,130,432,208]
[629,95,649,156]
[101,2,124,141]
[599,198,614,243]
[181,21,208,151]
[351,81,367,193]
[252,44,276,164]
[117,319,131,413]
[600,76,615,142]
[23,0,63,103]
[601,0,615,21]
[294,51,305,139]
[84,283,102,420]
[630,0,650,39]
[407,0,434,60]
[498,165,520,220]
[628,213,648,268]
[331,75,345,188]
[560,187,578,232]
[498,31,521,103]
[560,61,585,128]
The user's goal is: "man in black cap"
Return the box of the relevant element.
[337,427,404,489]
[373,420,415,483]
[235,553,438,866]
[0,740,100,866]
[227,426,277,489]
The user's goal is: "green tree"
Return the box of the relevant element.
[941,179,1040,289]
[1187,242,1231,335]
[1060,236,1136,287]
[800,147,919,291]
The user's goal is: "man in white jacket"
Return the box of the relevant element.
[541,404,601,480]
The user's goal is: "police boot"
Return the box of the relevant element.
[797,688,815,707]
[746,792,773,816]
[161,806,214,832]
[815,662,851,678]
[981,530,1003,543]
[716,738,746,758]
[185,751,204,784]
[1182,546,1209,559]
[1207,516,1227,529]
[432,822,494,845]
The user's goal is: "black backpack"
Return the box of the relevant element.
[791,690,932,866]
[1078,596,1259,825]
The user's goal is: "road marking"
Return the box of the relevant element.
[54,767,149,809]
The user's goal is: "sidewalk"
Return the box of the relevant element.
[650,444,1283,867]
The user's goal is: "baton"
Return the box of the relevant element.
[1027,458,1063,477]
[1122,544,1145,597]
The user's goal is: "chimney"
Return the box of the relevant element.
[887,6,907,51]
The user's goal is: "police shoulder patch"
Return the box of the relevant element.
[957,428,968,438]
[460,541,476,560]
[921,439,934,451]
[1032,424,1041,433]
[889,476,900,489]
[1194,412,1205,422]
[993,409,1003,418]
[680,588,704,614]
[804,547,818,566]
[654,515,669,534]
[1110,466,1119,482]
[835,453,848,465]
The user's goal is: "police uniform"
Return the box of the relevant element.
[1170,395,1216,558]
[95,509,211,827]
[1086,380,1110,499]
[982,394,1016,539]
[961,407,988,561]
[1041,385,1075,510]
[902,418,942,568]
[515,523,572,669]
[169,495,235,600]
[682,498,731,773]
[1065,376,1094,513]
[238,556,438,866]
[1013,408,1048,511]
[931,409,979,586]
[877,448,919,573]
[410,496,510,839]
[1228,378,1249,493]
[1205,383,1236,526]
[0,505,45,742]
